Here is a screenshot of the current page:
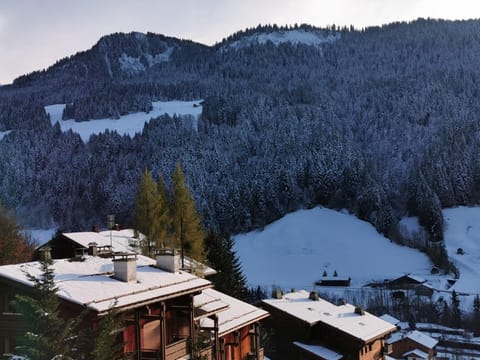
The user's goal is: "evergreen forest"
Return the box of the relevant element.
[0,20,479,241]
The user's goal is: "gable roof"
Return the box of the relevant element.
[262,290,396,342]
[406,330,438,349]
[199,289,269,337]
[0,255,211,314]
[387,329,438,349]
[402,348,429,359]
[63,229,142,253]
[58,230,216,275]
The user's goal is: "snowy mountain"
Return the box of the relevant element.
[2,19,480,239]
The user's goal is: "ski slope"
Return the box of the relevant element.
[234,207,432,291]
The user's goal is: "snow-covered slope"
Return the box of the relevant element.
[442,207,480,295]
[225,29,340,50]
[400,206,480,296]
[45,100,202,142]
[234,207,431,290]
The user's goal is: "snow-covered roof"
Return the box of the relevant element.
[387,330,438,349]
[0,255,211,314]
[61,230,216,276]
[194,289,229,319]
[63,229,143,253]
[403,348,429,359]
[262,290,396,342]
[293,341,343,360]
[380,314,401,326]
[199,289,269,337]
[406,330,438,349]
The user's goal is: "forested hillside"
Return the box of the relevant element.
[1,19,479,238]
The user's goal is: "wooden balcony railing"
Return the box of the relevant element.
[165,338,188,360]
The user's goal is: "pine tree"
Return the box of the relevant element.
[172,163,205,263]
[81,304,127,360]
[135,168,162,255]
[0,201,36,265]
[205,231,249,301]
[451,290,462,328]
[13,257,80,360]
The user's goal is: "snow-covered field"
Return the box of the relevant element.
[45,100,202,142]
[226,29,340,50]
[234,207,432,291]
[400,206,480,298]
[235,206,480,310]
[441,207,480,295]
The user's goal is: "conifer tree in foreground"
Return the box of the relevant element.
[135,168,163,255]
[205,231,249,301]
[172,163,205,263]
[13,256,79,360]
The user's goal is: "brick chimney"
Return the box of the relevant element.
[112,253,137,282]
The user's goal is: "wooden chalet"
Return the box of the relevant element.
[387,330,438,360]
[0,249,268,359]
[35,230,216,276]
[261,290,397,360]
[385,275,426,290]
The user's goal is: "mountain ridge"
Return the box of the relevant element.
[1,19,480,245]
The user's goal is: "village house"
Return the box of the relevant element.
[36,229,216,275]
[0,248,268,360]
[386,330,438,360]
[261,289,397,360]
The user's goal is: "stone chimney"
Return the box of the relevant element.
[154,248,181,273]
[92,224,99,233]
[112,253,137,282]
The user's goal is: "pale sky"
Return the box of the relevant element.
[0,0,479,85]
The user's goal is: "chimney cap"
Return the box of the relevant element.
[112,252,137,261]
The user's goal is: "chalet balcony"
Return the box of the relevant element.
[141,338,190,360]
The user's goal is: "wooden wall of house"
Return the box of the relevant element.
[261,305,313,360]
[390,338,435,360]
[222,326,252,360]
[359,338,385,360]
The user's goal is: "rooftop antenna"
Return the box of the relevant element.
[107,214,115,248]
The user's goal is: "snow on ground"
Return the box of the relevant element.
[45,100,202,142]
[226,29,340,50]
[400,206,480,297]
[234,207,432,291]
[442,207,480,296]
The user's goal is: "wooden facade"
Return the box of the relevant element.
[0,255,267,360]
[389,336,437,360]
[262,291,395,360]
